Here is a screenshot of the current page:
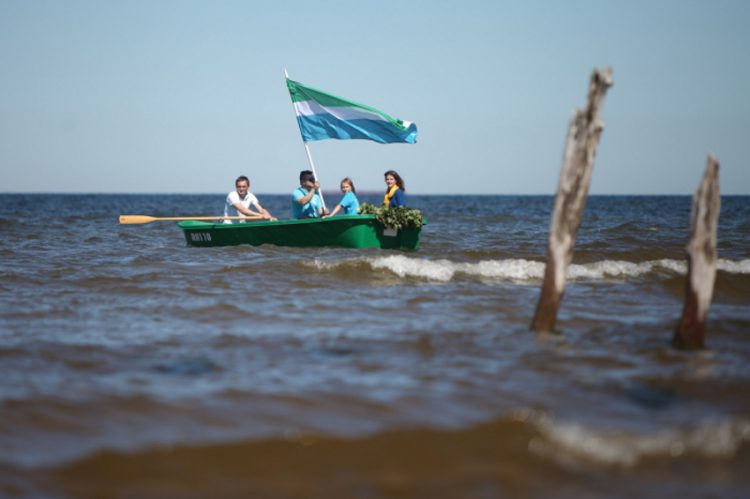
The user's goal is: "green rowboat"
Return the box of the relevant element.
[178,214,423,250]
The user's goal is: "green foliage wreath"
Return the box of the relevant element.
[358,203,424,230]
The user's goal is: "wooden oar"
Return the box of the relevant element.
[119,215,265,225]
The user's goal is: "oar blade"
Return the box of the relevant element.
[119,215,156,225]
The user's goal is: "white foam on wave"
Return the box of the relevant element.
[370,255,456,281]
[718,258,750,274]
[313,255,545,283]
[568,259,686,278]
[371,255,547,282]
[515,409,750,467]
[310,256,750,283]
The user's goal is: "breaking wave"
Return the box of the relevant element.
[517,409,750,467]
[310,256,750,283]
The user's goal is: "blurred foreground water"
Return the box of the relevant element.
[1,194,749,498]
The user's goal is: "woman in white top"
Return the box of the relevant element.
[224,175,275,223]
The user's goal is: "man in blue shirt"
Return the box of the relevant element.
[291,170,327,219]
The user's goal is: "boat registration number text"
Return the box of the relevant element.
[190,232,212,242]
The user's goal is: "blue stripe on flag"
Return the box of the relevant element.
[296,114,417,144]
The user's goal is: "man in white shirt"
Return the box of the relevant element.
[224,176,275,223]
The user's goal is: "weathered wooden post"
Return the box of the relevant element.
[530,67,613,333]
[674,155,720,349]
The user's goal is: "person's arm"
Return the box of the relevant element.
[232,201,264,218]
[324,204,342,218]
[392,189,406,207]
[295,182,319,205]
[314,192,329,217]
[252,201,276,220]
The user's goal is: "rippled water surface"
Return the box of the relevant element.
[1,194,749,498]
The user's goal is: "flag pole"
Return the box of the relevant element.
[285,68,327,211]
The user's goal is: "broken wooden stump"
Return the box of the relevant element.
[674,155,720,349]
[530,67,613,333]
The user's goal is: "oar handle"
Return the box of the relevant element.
[119,215,265,225]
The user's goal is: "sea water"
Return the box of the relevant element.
[1,194,749,497]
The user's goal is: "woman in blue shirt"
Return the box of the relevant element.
[383,170,406,207]
[325,177,360,217]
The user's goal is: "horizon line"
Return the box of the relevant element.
[2,191,749,197]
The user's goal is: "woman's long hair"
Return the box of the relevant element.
[384,170,405,192]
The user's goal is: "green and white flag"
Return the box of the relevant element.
[287,78,417,144]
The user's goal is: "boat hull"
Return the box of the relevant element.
[178,215,422,250]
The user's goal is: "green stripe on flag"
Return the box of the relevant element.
[286,79,408,131]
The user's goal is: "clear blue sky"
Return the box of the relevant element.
[1,0,748,194]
